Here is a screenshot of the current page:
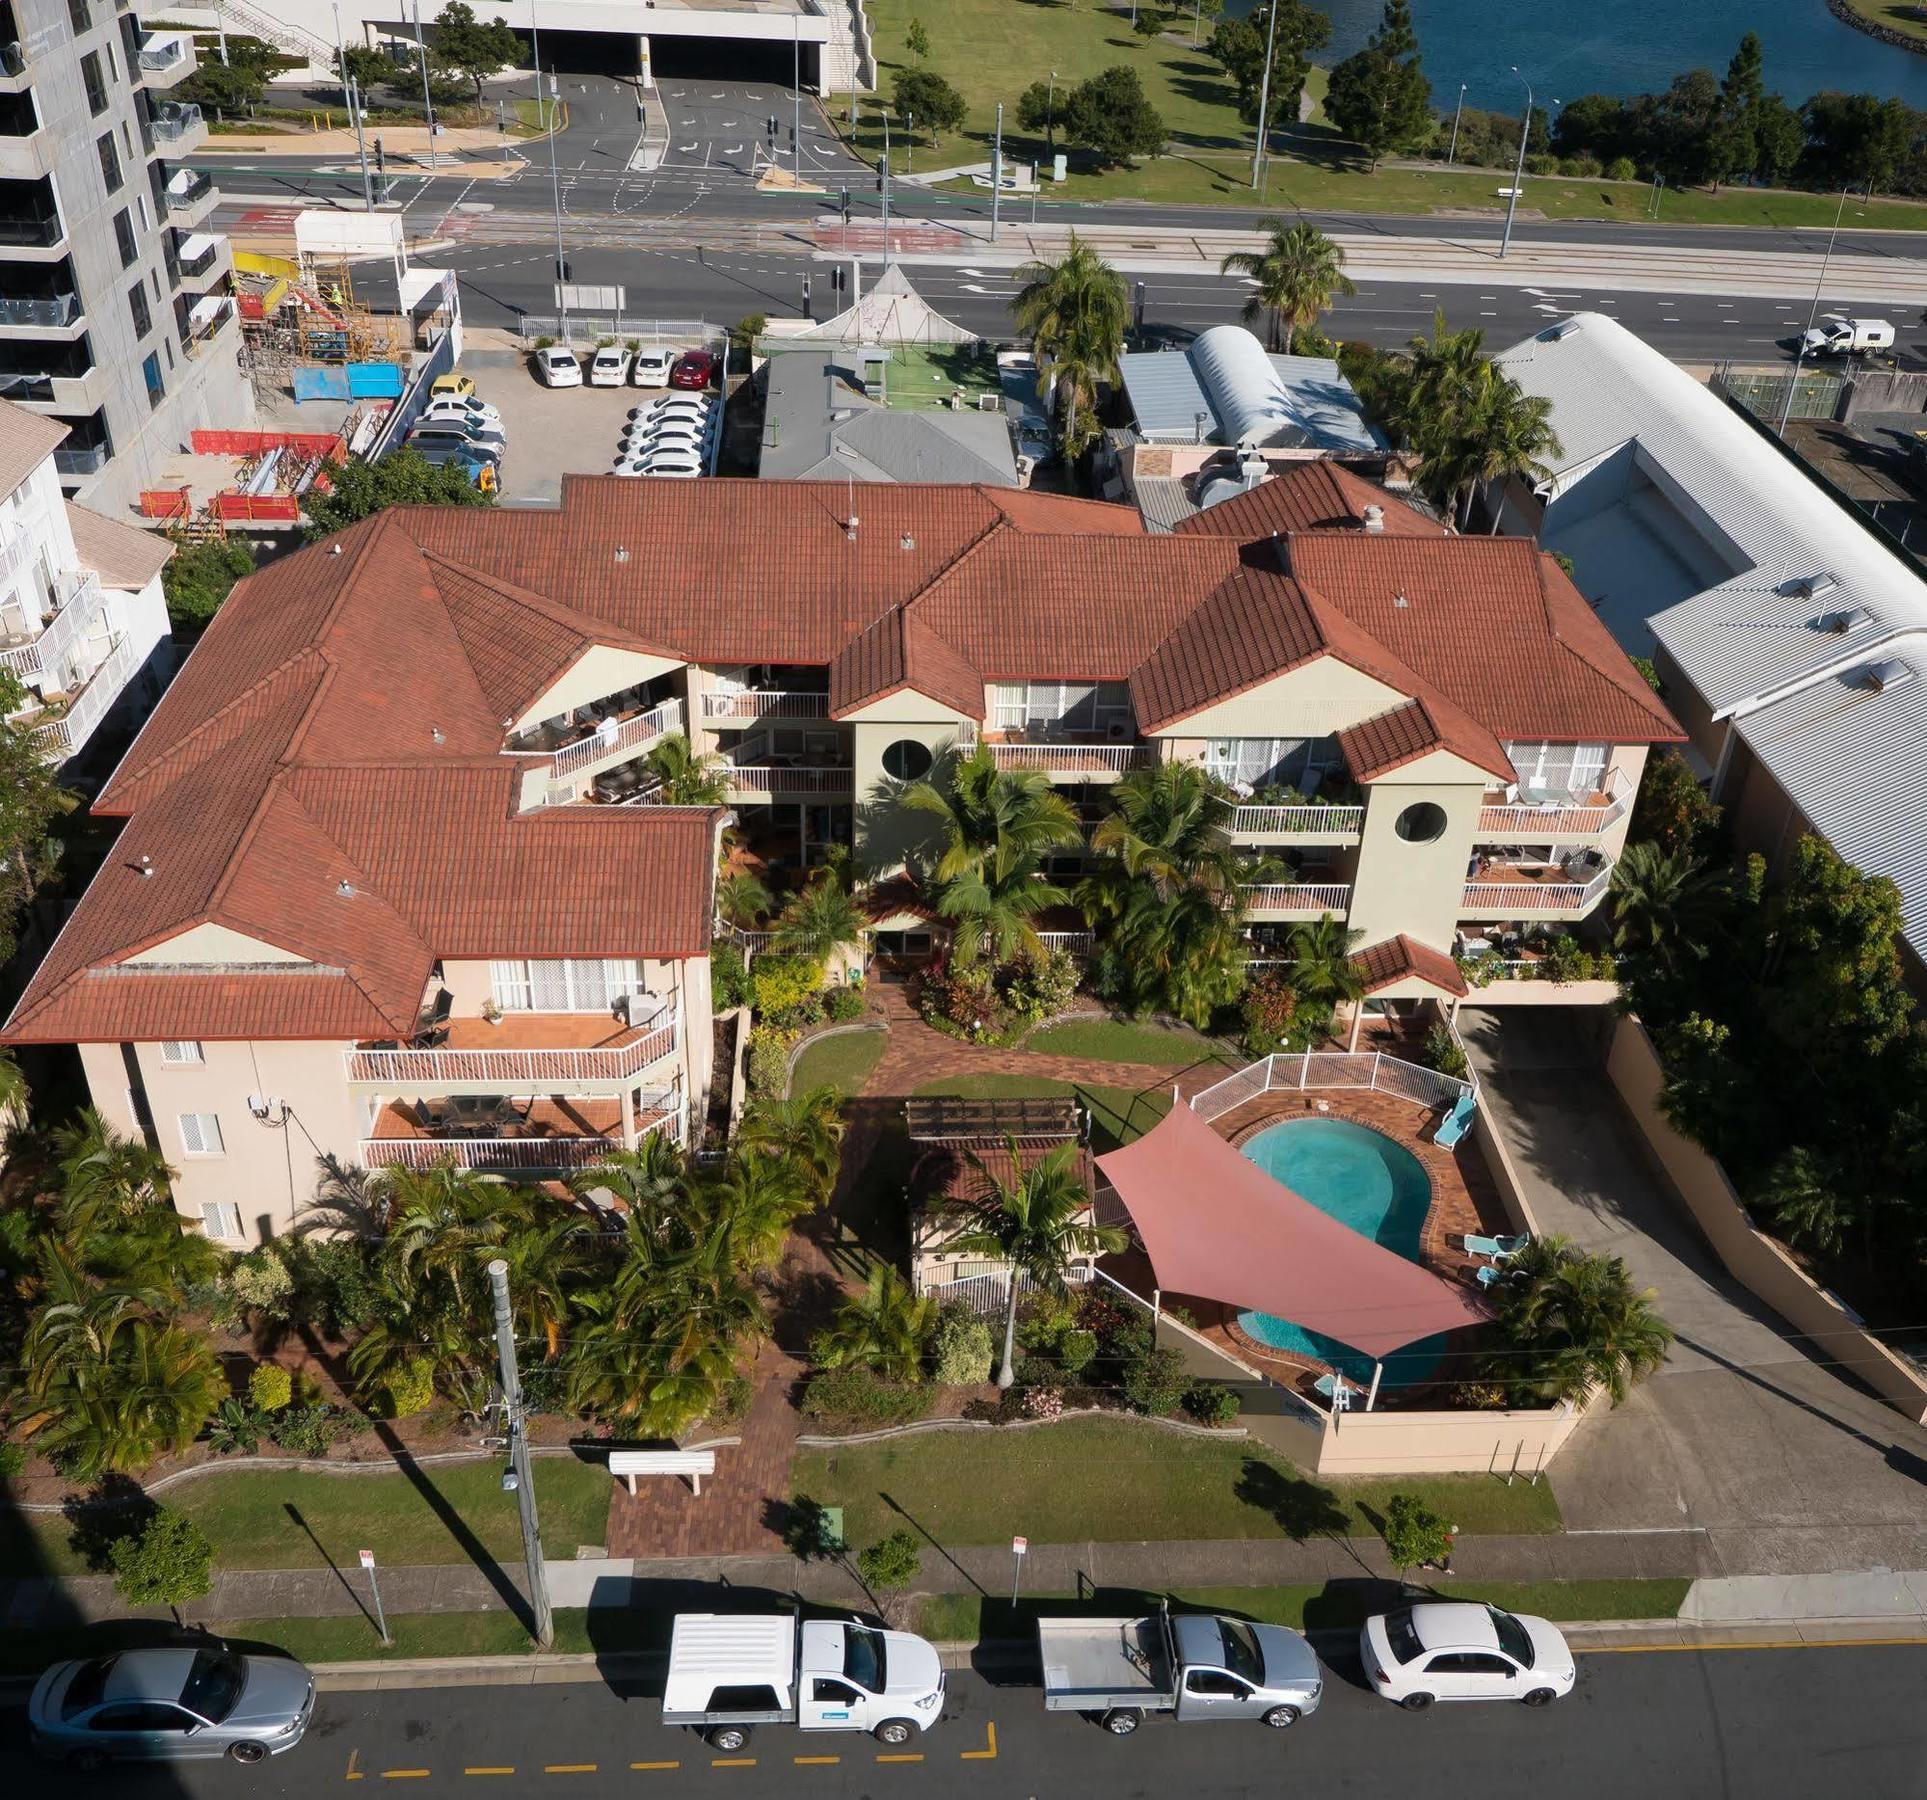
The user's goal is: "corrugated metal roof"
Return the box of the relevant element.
[1118,326,1383,453]
[1733,640,1927,956]
[1497,313,1927,718]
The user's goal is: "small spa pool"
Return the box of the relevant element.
[1234,1117,1447,1392]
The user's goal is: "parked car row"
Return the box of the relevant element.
[613,393,717,480]
[538,345,720,391]
[401,372,501,490]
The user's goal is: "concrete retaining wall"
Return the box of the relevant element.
[1310,1399,1583,1477]
[1604,1015,1927,1424]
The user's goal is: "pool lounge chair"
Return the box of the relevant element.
[1463,1232,1530,1262]
[1433,1094,1477,1148]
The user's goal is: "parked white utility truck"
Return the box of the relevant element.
[1801,315,1895,356]
[1037,1604,1324,1737]
[660,1614,945,1751]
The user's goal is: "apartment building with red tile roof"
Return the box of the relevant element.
[5,469,1678,1246]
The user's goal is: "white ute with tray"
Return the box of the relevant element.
[660,1614,945,1752]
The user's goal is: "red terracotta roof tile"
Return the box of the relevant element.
[1352,933,1469,998]
[1173,462,1443,540]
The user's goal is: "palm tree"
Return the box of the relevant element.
[946,1138,1127,1388]
[1490,1234,1673,1406]
[498,1213,588,1362]
[716,870,773,930]
[295,1155,393,1240]
[705,1147,817,1268]
[0,1047,26,1125]
[1009,233,1131,456]
[52,1108,174,1225]
[1610,840,1722,968]
[28,1319,223,1477]
[571,1134,691,1238]
[22,1239,160,1402]
[770,873,868,964]
[1284,915,1366,1012]
[1218,219,1358,353]
[1757,1146,1854,1258]
[813,1264,934,1382]
[1466,378,1562,532]
[645,732,730,806]
[739,1087,846,1205]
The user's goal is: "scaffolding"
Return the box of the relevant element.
[235,251,409,406]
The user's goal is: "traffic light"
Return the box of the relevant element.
[839,185,850,222]
[876,156,887,191]
[555,256,572,282]
[767,113,779,142]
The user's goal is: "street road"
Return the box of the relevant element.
[0,1646,1921,1798]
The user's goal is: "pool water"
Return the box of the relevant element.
[1234,1118,1448,1392]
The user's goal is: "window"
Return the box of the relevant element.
[201,1202,243,1239]
[1203,736,1341,793]
[1184,1669,1246,1696]
[1504,741,1608,801]
[810,1678,859,1703]
[704,1685,780,1714]
[96,130,121,194]
[159,1039,203,1064]
[989,681,1133,739]
[1384,1611,1424,1665]
[82,50,107,115]
[127,279,150,340]
[112,206,136,267]
[880,738,932,781]
[90,1704,191,1733]
[842,1625,884,1691]
[178,1111,223,1156]
[67,0,91,36]
[488,958,647,1014]
[1394,801,1448,843]
[142,350,163,409]
[1488,1607,1535,1668]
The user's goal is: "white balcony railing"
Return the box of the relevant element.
[724,765,853,796]
[1242,883,1352,916]
[362,1134,622,1172]
[985,741,1150,776]
[30,630,134,756]
[1462,864,1614,915]
[1036,930,1094,954]
[1218,802,1365,837]
[702,689,829,721]
[541,697,682,780]
[1478,768,1633,837]
[344,1012,679,1086]
[36,570,104,678]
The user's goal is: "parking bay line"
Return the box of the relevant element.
[876,1752,925,1763]
[710,1758,758,1768]
[464,1769,516,1777]
[544,1766,598,1775]
[793,1754,841,1764]
[961,1723,999,1760]
[381,1773,432,1781]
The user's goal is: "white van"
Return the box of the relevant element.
[660,1614,944,1752]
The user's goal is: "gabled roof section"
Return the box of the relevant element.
[1352,934,1470,998]
[829,607,983,718]
[68,502,173,590]
[1336,696,1510,782]
[1174,462,1442,540]
[1130,564,1330,731]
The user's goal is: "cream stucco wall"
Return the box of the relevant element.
[1348,764,1490,952]
[851,715,975,878]
[512,646,686,734]
[123,923,311,965]
[1151,657,1406,741]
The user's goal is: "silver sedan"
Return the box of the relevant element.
[29,1644,315,1768]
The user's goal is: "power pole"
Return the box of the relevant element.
[488,1259,553,1650]
[1248,0,1280,190]
[990,101,1003,242]
[413,0,437,171]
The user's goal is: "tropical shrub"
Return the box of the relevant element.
[278,1237,382,1337]
[109,1507,214,1621]
[810,1266,934,1382]
[208,1399,263,1455]
[1024,1384,1065,1421]
[930,1307,994,1385]
[750,954,825,1023]
[380,1357,436,1419]
[1005,949,1079,1022]
[1381,1492,1452,1573]
[1057,1327,1098,1378]
[0,1440,25,1478]
[1486,1235,1673,1406]
[227,1248,296,1320]
[1422,1024,1469,1079]
[1240,969,1299,1056]
[1606,155,1637,181]
[856,1528,922,1621]
[247,1362,292,1413]
[1121,1343,1189,1416]
[824,986,866,1023]
[745,1025,792,1096]
[711,941,750,1013]
[1182,1379,1242,1426]
[799,1365,932,1428]
[267,1404,343,1456]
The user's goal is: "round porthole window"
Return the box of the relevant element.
[1394,801,1449,844]
[881,738,933,781]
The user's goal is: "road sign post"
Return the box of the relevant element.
[358,1549,391,1646]
[1010,1535,1027,1607]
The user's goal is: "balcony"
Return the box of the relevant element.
[345,1003,681,1092]
[0,372,51,401]
[0,213,62,251]
[53,441,107,478]
[361,1093,683,1173]
[151,102,205,150]
[0,292,82,336]
[724,762,853,798]
[0,569,105,683]
[0,123,53,182]
[702,688,829,722]
[1217,800,1365,844]
[1478,768,1633,839]
[1243,882,1352,918]
[979,734,1151,780]
[172,230,225,288]
[27,630,136,758]
[165,166,216,224]
[0,42,30,92]
[1462,856,1614,918]
[513,696,683,789]
[137,30,195,86]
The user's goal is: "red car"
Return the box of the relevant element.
[670,350,717,391]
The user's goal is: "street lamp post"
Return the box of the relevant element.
[1447,82,1466,166]
[904,110,913,174]
[791,14,802,181]
[1778,186,1851,437]
[412,0,436,171]
[1248,0,1281,190]
[1499,66,1532,259]
[487,1260,553,1650]
[991,100,1003,242]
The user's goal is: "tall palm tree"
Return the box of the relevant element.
[1284,915,1366,1011]
[22,1239,160,1403]
[1610,840,1722,968]
[28,1318,223,1477]
[645,732,731,806]
[571,1134,691,1239]
[1009,232,1131,456]
[1491,1235,1673,1407]
[813,1264,934,1383]
[1460,376,1563,532]
[946,1138,1126,1389]
[498,1213,588,1362]
[52,1108,174,1225]
[1218,219,1358,353]
[738,1087,846,1206]
[770,873,868,964]
[716,870,773,930]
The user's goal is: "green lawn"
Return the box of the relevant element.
[918,1576,1689,1642]
[1837,0,1927,43]
[0,1457,613,1581]
[790,1026,886,1097]
[791,1417,1560,1551]
[1024,1018,1222,1065]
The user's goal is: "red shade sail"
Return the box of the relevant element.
[1095,1102,1487,1362]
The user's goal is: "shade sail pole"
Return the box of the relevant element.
[1366,1360,1384,1412]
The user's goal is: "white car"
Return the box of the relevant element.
[535,347,582,388]
[628,398,710,424]
[630,347,676,388]
[589,345,630,386]
[420,396,504,431]
[623,420,709,451]
[640,451,704,478]
[1359,1604,1575,1711]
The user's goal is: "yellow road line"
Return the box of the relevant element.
[630,1762,681,1771]
[1580,1635,1927,1655]
[793,1754,841,1765]
[381,1773,432,1782]
[346,1749,365,1781]
[464,1769,516,1777]
[543,1766,598,1774]
[709,1758,757,1768]
[960,1722,998,1761]
[876,1752,924,1763]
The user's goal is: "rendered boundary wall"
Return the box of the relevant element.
[1605,1015,1927,1424]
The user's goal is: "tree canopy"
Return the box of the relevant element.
[0,670,77,968]
[300,447,496,538]
[891,68,967,144]
[1207,2,1331,140]
[1061,66,1167,168]
[431,1,520,102]
[1322,0,1432,170]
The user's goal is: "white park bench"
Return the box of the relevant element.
[608,1448,717,1497]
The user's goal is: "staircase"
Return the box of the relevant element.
[214,0,334,72]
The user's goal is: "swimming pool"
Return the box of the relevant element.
[1234,1118,1447,1391]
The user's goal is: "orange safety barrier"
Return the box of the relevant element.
[138,489,192,520]
[190,429,346,460]
[212,493,300,522]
